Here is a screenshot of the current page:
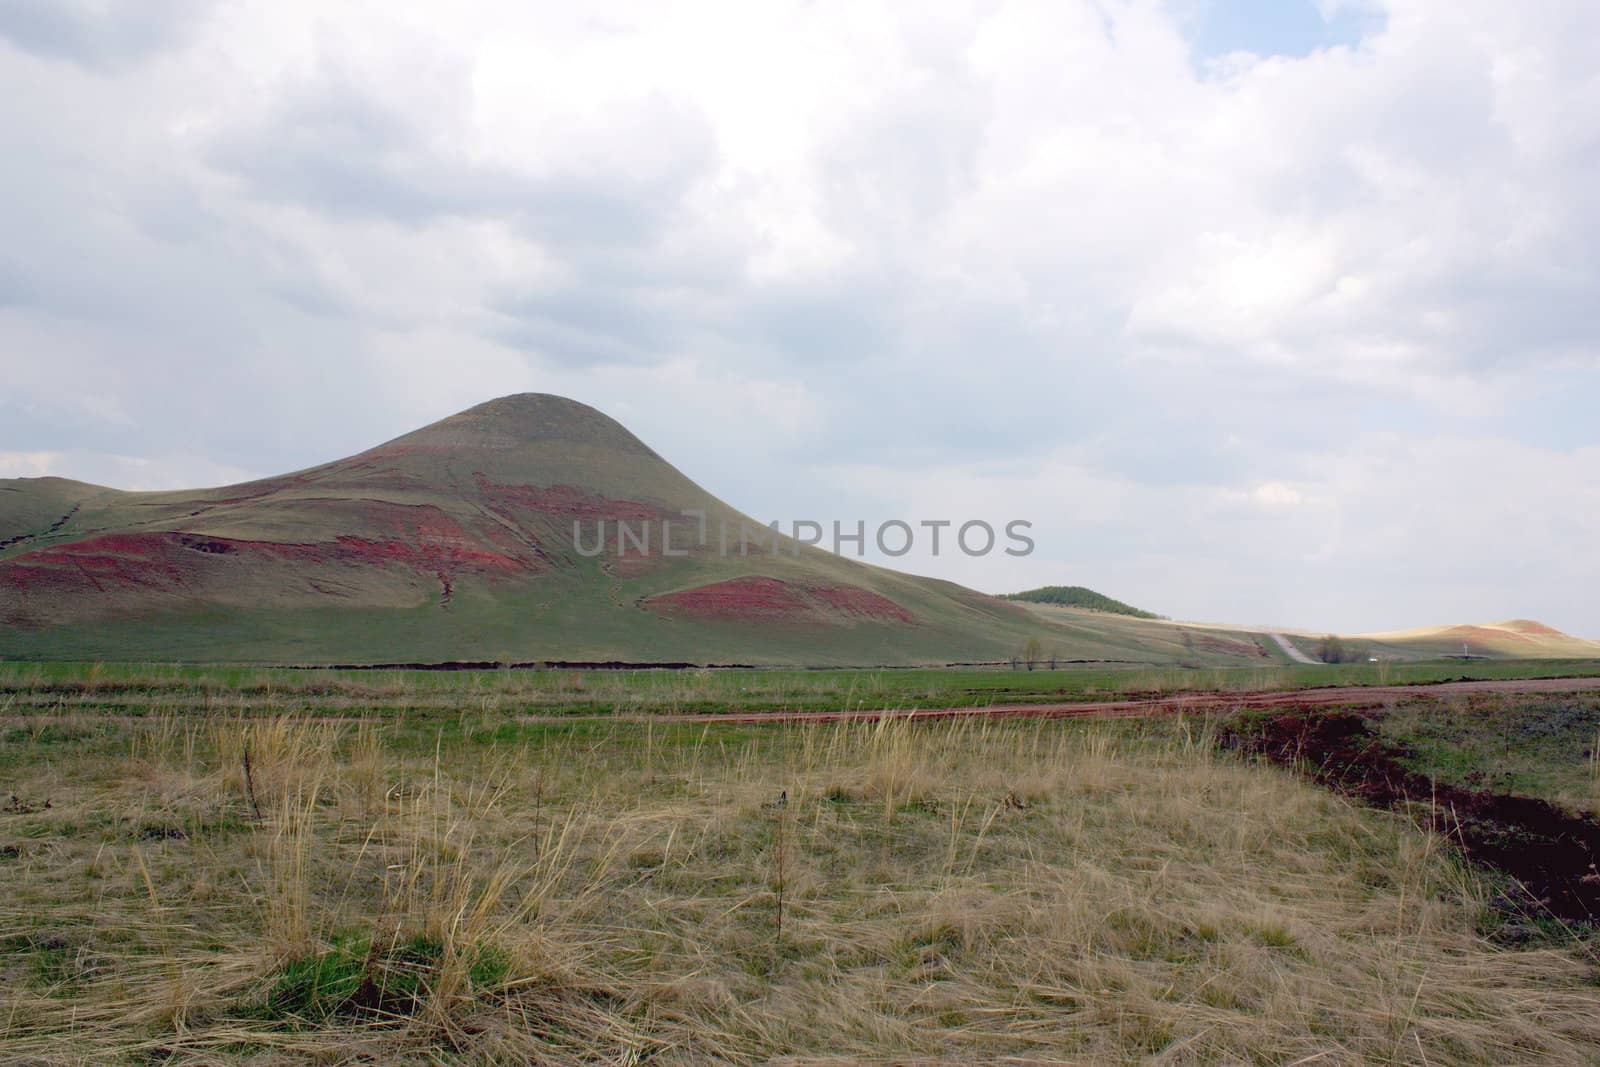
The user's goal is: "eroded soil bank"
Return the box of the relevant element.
[1223,707,1600,925]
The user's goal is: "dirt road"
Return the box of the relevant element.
[563,675,1600,727]
[1269,632,1319,664]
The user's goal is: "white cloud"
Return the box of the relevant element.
[0,451,61,479]
[1,0,1597,633]
[0,449,258,490]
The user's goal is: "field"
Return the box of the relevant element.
[4,664,1600,1063]
[6,657,1600,720]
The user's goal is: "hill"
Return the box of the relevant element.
[0,394,1272,666]
[1357,619,1600,660]
[1003,585,1158,619]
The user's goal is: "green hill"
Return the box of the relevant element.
[0,394,1269,666]
[1004,585,1158,619]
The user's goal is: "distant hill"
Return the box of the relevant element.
[1003,586,1159,619]
[0,394,1267,667]
[1358,619,1600,660]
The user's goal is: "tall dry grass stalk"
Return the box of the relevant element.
[264,771,323,956]
[3,707,1600,1064]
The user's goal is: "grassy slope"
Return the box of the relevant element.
[0,584,1264,667]
[0,395,1284,667]
[0,477,109,545]
[4,702,1600,1062]
[1358,620,1600,659]
[4,396,1595,667]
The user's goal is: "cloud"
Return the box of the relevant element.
[0,0,207,70]
[1,0,1597,634]
[0,451,61,479]
[0,447,257,490]
[810,430,1600,637]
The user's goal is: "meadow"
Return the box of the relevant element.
[1377,691,1600,816]
[4,664,1600,1063]
[4,657,1600,720]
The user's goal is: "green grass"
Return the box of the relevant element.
[261,933,512,1025]
[1378,692,1600,814]
[1,658,1598,726]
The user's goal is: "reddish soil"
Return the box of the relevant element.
[1,507,532,611]
[589,677,1600,726]
[809,585,916,624]
[470,473,672,570]
[646,577,812,622]
[643,577,915,626]
[1449,624,1538,645]
[530,674,1600,925]
[2,533,191,595]
[328,505,527,573]
[1502,619,1566,637]
[471,473,667,522]
[1222,707,1600,924]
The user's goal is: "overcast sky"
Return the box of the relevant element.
[2,0,1597,636]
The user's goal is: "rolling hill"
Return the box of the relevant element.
[0,394,1273,666]
[1004,585,1159,619]
[1356,620,1600,660]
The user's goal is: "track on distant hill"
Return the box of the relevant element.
[547,675,1600,726]
[1269,632,1320,664]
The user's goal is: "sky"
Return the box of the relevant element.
[1,0,1598,636]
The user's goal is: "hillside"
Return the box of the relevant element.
[0,394,1272,666]
[1004,585,1158,618]
[1357,619,1600,660]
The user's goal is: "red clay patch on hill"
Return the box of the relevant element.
[3,533,192,596]
[647,577,808,621]
[643,577,914,626]
[1440,624,1540,646]
[196,504,531,576]
[472,474,667,522]
[1,512,531,607]
[265,535,521,573]
[1498,620,1566,637]
[810,584,916,623]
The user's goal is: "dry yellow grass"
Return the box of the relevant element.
[2,710,1599,1064]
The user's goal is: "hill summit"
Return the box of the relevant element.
[0,394,1260,666]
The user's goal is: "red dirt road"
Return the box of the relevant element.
[583,675,1600,726]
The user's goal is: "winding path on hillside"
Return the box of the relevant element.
[530,675,1600,726]
[1269,632,1320,664]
